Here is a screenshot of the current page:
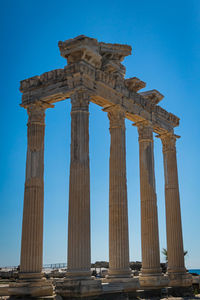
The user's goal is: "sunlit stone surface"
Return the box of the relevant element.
[7,35,191,298]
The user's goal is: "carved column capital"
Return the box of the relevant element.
[134,120,153,142]
[21,101,54,125]
[71,90,91,113]
[103,105,125,129]
[24,102,53,151]
[157,132,180,153]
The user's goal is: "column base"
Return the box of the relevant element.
[55,277,102,298]
[8,278,53,297]
[168,271,193,287]
[139,272,169,288]
[106,268,132,279]
[65,269,91,280]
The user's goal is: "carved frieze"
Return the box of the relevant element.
[95,70,116,88]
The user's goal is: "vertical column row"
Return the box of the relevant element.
[18,96,191,294]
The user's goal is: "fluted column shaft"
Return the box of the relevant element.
[159,133,185,274]
[137,121,161,276]
[67,91,91,278]
[20,102,49,278]
[105,105,130,278]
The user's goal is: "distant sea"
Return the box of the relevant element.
[189,269,200,275]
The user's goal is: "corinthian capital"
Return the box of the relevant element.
[134,120,153,142]
[24,102,53,151]
[22,101,53,125]
[71,90,91,112]
[157,132,180,153]
[103,105,125,129]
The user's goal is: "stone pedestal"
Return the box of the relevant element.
[136,121,168,288]
[9,102,53,297]
[102,277,140,293]
[9,278,53,298]
[56,278,102,298]
[158,133,192,287]
[104,105,131,281]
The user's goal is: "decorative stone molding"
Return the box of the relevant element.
[99,42,132,61]
[100,42,131,77]
[58,35,102,68]
[125,77,146,92]
[140,89,164,105]
[20,69,65,92]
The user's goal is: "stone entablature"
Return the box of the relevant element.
[19,35,179,134]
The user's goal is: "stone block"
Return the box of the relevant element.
[8,279,53,297]
[168,272,193,287]
[55,278,102,298]
[139,273,169,288]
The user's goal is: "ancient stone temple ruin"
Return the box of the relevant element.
[9,35,192,298]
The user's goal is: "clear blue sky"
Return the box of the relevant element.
[0,0,199,269]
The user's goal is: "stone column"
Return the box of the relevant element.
[136,121,167,287]
[56,91,102,297]
[104,105,131,279]
[20,102,49,278]
[158,132,192,287]
[67,90,91,278]
[9,101,53,297]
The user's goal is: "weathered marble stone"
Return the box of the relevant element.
[158,132,192,287]
[9,101,53,297]
[67,90,91,279]
[11,35,191,298]
[125,77,146,92]
[139,89,164,105]
[103,105,131,280]
[135,120,169,288]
